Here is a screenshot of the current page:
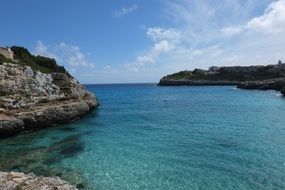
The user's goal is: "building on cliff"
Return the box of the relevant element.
[0,47,14,60]
[277,60,285,70]
[209,66,221,72]
[270,60,285,73]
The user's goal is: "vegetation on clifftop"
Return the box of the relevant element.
[5,46,70,75]
[161,64,285,82]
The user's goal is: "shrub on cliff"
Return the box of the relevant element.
[11,46,33,63]
[10,46,70,75]
[164,70,192,80]
[0,90,7,96]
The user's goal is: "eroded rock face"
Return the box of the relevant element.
[0,63,99,138]
[0,63,63,108]
[237,79,285,93]
[0,171,77,190]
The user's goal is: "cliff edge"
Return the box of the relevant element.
[0,47,98,138]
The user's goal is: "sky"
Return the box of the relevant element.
[1,0,285,84]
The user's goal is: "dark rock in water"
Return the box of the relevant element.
[237,79,285,94]
[43,156,62,165]
[76,182,86,190]
[50,134,82,149]
[281,87,285,96]
[59,143,85,158]
[56,126,76,132]
[0,138,88,189]
[48,135,82,151]
[45,134,85,161]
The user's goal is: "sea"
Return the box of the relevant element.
[1,84,285,190]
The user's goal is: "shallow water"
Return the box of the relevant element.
[1,84,285,189]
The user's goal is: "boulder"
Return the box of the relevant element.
[0,171,77,190]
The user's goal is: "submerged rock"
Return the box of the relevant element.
[0,62,99,138]
[0,171,77,190]
[281,87,285,96]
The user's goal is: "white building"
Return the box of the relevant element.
[0,47,14,60]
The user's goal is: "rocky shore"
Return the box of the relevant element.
[159,78,285,96]
[0,171,76,190]
[158,62,285,96]
[237,78,285,92]
[0,62,98,138]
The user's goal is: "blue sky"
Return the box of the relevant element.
[1,0,285,84]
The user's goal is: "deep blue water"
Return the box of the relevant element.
[1,84,285,189]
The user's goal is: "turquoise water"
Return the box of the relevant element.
[1,84,285,189]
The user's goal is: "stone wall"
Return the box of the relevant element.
[0,48,14,60]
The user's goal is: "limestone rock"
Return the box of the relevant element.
[0,171,77,190]
[0,63,99,138]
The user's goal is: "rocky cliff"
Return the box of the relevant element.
[0,62,98,138]
[0,46,96,189]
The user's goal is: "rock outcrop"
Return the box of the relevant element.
[0,62,98,138]
[0,171,76,190]
[158,62,285,87]
[158,62,285,95]
[237,78,285,91]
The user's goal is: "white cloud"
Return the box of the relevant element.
[221,26,244,36]
[147,27,182,42]
[114,4,138,17]
[90,64,95,68]
[246,0,285,33]
[135,40,174,64]
[68,52,88,67]
[34,41,59,60]
[125,27,181,72]
[221,0,285,36]
[103,65,112,70]
[34,41,95,68]
[121,0,285,82]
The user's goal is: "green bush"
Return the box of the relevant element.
[163,65,284,82]
[10,46,70,76]
[0,89,7,96]
[164,70,192,80]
